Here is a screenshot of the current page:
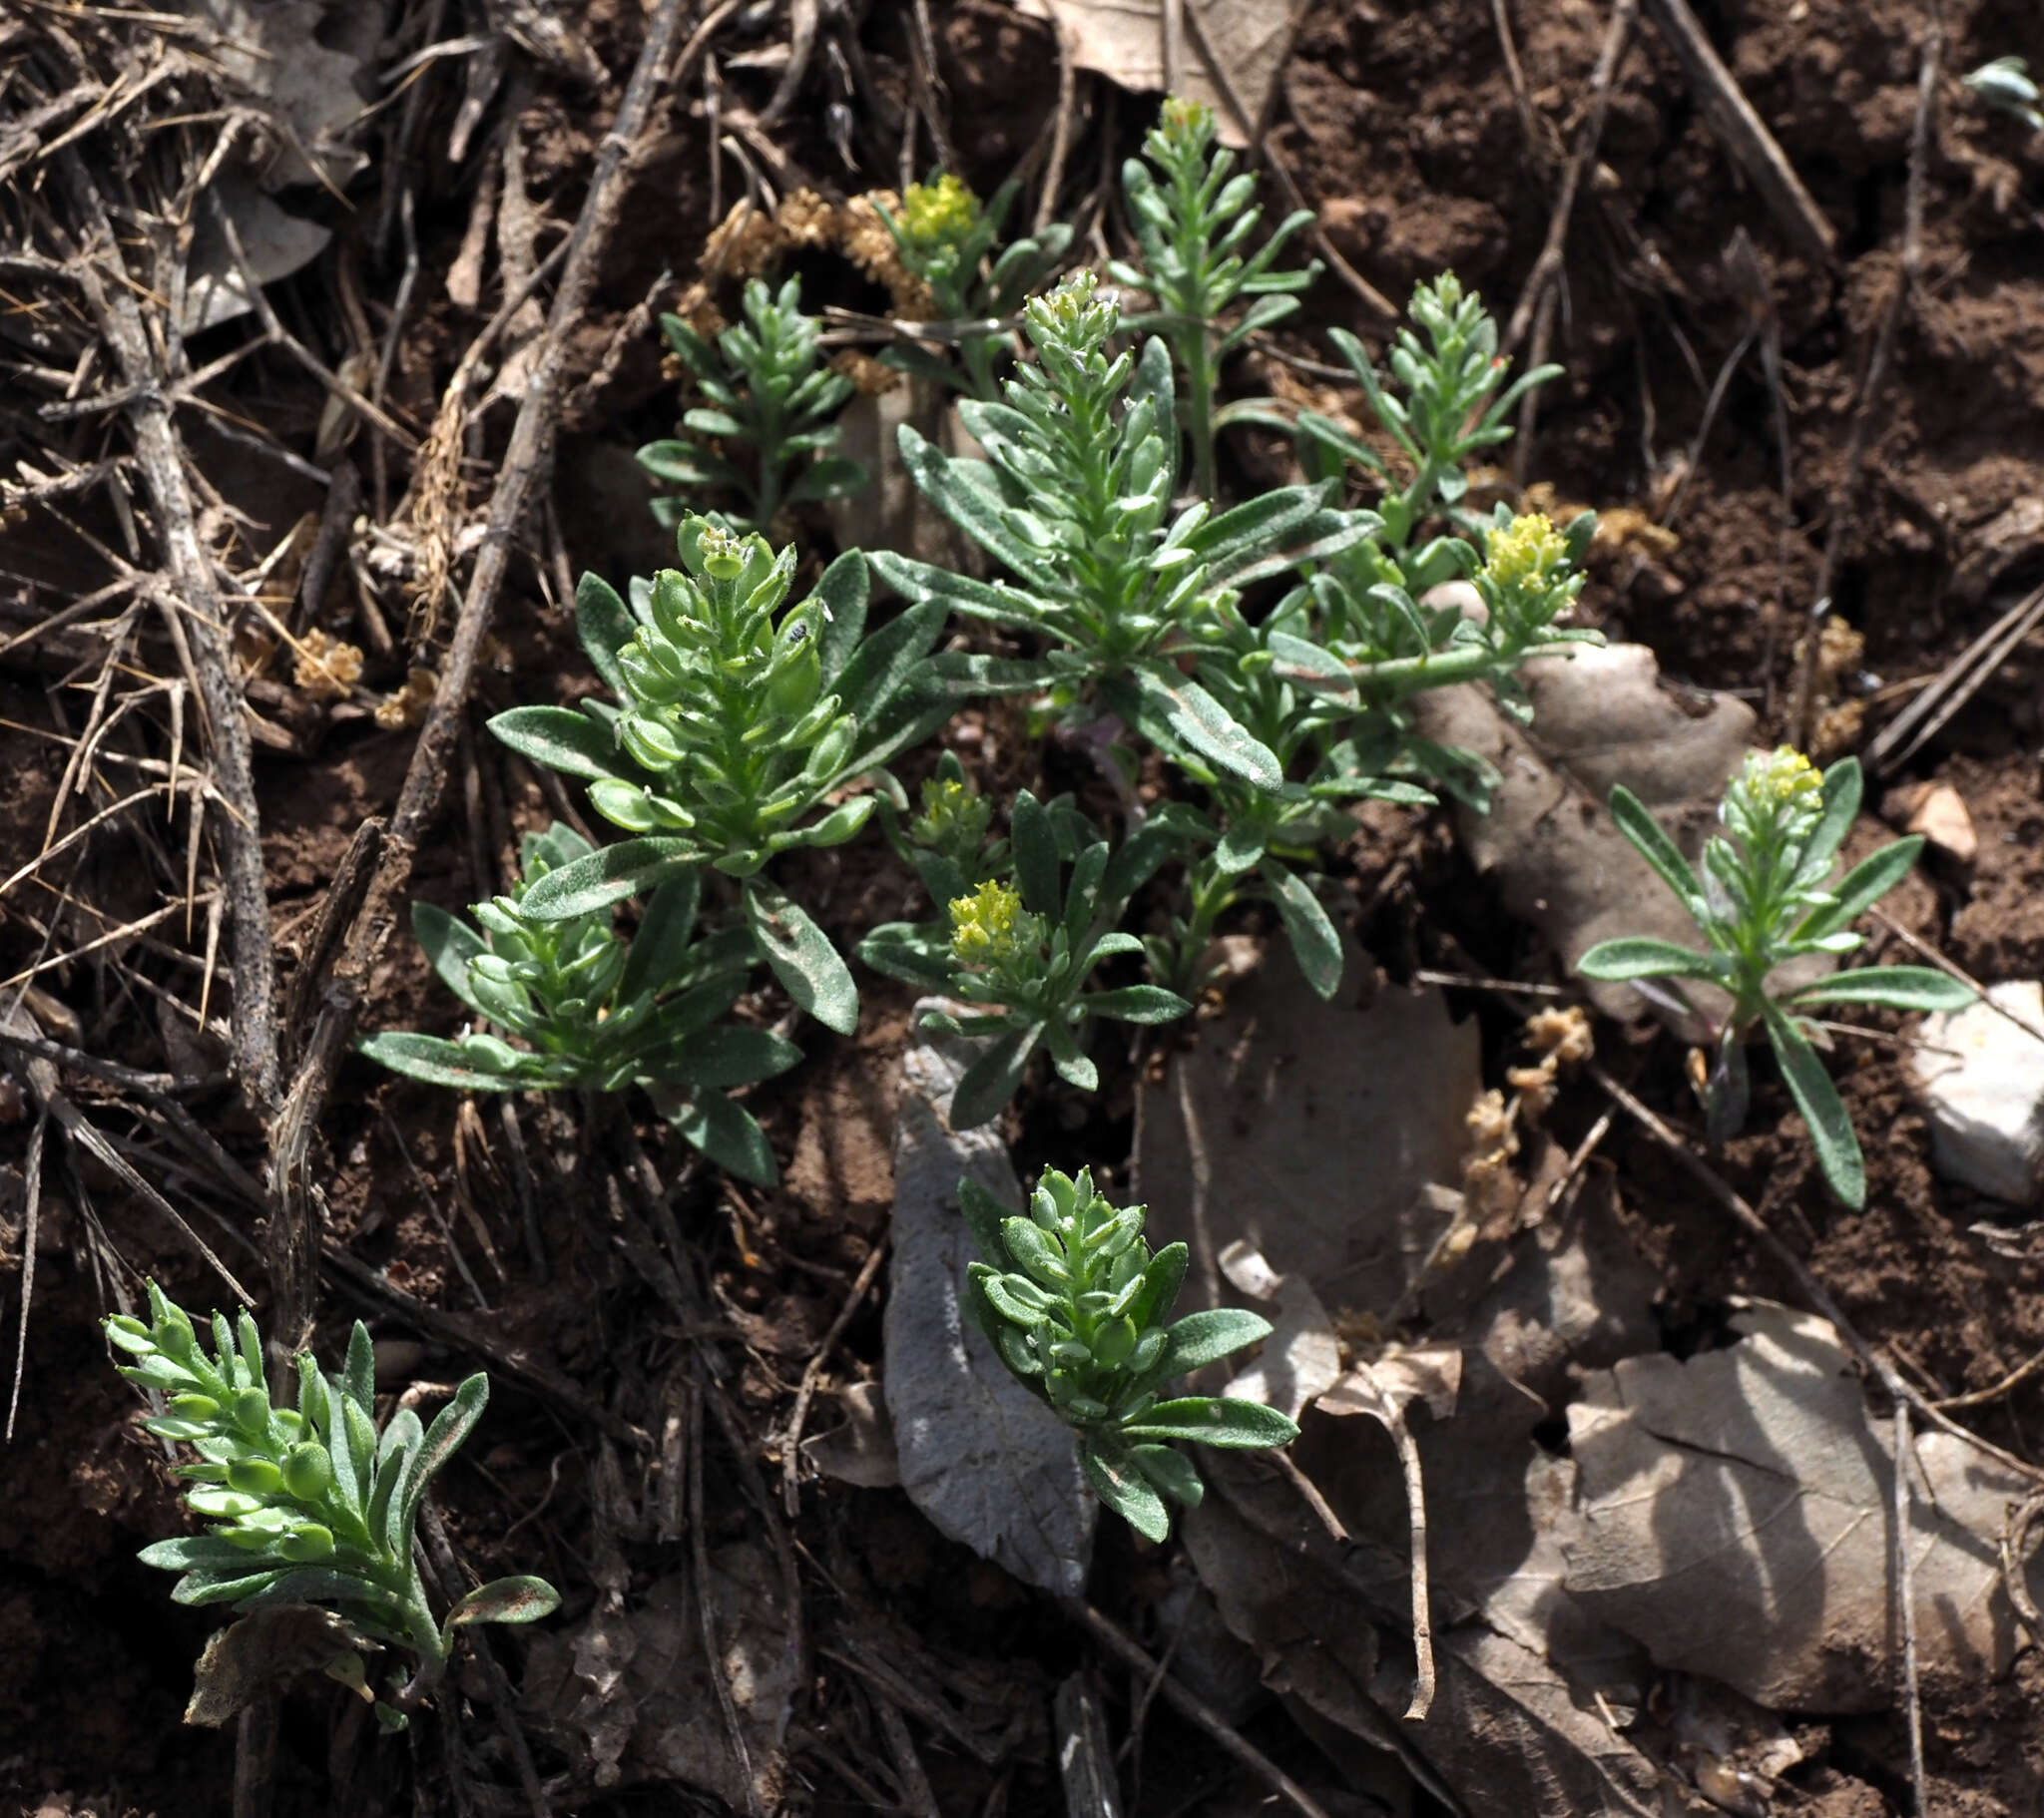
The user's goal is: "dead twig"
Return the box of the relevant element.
[1893,1401,1928,1816]
[1638,0,1835,268]
[1863,579,2044,776]
[779,1234,889,1514]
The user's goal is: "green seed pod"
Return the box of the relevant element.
[231,1387,272,1435]
[276,1524,335,1563]
[169,1393,222,1420]
[227,1457,284,1496]
[281,1442,333,1501]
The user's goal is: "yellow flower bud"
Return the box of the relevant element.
[900,173,978,248]
[949,879,1035,968]
[1484,512,1568,593]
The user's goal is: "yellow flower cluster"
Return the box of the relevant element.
[914,774,987,849]
[1159,95,1216,148]
[949,879,1034,968]
[1483,512,1567,593]
[900,173,978,248]
[1744,745,1822,809]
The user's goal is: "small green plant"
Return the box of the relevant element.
[859,790,1194,1127]
[959,1166,1297,1541]
[107,1285,557,1714]
[1108,96,1317,499]
[1578,748,1976,1207]
[360,824,796,1183]
[877,173,1075,400]
[489,518,957,1034]
[638,275,865,534]
[1963,56,2043,133]
[874,270,1368,791]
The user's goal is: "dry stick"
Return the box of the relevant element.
[1932,1340,2044,1412]
[268,0,697,1339]
[1864,579,2044,776]
[1064,1599,1337,1818]
[1638,0,1834,268]
[4,1112,47,1442]
[1499,0,1638,362]
[2000,1490,2044,1642]
[1791,5,1940,750]
[1893,1401,1928,1816]
[779,1233,889,1514]
[1034,17,1079,236]
[52,154,282,1118]
[689,1369,763,1818]
[1864,906,2044,1052]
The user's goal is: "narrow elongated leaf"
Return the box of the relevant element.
[487,705,633,781]
[1799,756,1862,873]
[1083,985,1191,1026]
[445,1577,561,1629]
[812,549,869,688]
[409,904,488,1016]
[667,1026,802,1089]
[957,1173,1012,1263]
[357,1033,531,1093]
[139,1535,281,1573]
[745,882,859,1035]
[895,427,1045,581]
[856,923,957,991]
[867,551,1046,630]
[1121,1396,1301,1449]
[616,870,705,1005]
[1159,1308,1274,1376]
[1128,663,1282,791]
[1009,792,1060,917]
[1130,1444,1206,1508]
[831,599,947,731]
[1786,966,1976,1013]
[1792,837,1924,944]
[673,1089,778,1185]
[948,1028,1036,1131]
[168,1567,291,1608]
[1262,861,1342,999]
[1607,784,1704,907]
[1266,631,1358,705]
[574,571,639,695]
[1081,1438,1170,1543]
[1761,999,1865,1209]
[519,838,697,921]
[1577,936,1728,982]
[343,1322,375,1418]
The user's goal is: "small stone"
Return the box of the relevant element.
[1912,982,2044,1204]
[1901,782,1978,866]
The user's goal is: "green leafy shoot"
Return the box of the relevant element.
[959,1167,1297,1541]
[490,517,956,1033]
[872,270,1369,792]
[358,823,795,1183]
[858,790,1193,1128]
[1578,748,1976,1207]
[1108,96,1318,499]
[638,275,866,534]
[877,173,1075,400]
[1962,56,2043,133]
[106,1284,557,1714]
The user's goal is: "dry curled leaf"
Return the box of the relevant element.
[291,629,363,700]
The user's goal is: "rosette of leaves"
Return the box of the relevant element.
[359,824,796,1184]
[1108,96,1318,499]
[638,275,865,533]
[1578,748,1976,1208]
[959,1166,1298,1541]
[872,271,1369,794]
[489,518,955,1035]
[858,789,1193,1127]
[876,172,1075,400]
[106,1283,557,1713]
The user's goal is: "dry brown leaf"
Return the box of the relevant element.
[1564,1300,2030,1711]
[1011,0,1300,147]
[1135,942,1480,1316]
[1215,1240,1341,1420]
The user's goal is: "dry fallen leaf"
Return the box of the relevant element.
[1564,1299,2029,1711]
[1009,0,1300,147]
[882,1021,1096,1595]
[1135,941,1480,1316]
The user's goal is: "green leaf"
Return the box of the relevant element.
[812,550,870,688]
[1800,755,1862,872]
[667,1026,803,1089]
[832,599,948,732]
[1786,966,1976,1013]
[167,1567,290,1608]
[358,1033,529,1092]
[139,1535,281,1573]
[1577,937,1727,982]
[1122,1397,1300,1450]
[673,1088,778,1184]
[867,551,1045,631]
[1127,663,1282,791]
[895,427,1047,581]
[1130,1444,1206,1508]
[1082,985,1192,1026]
[397,1373,489,1546]
[617,870,706,1005]
[1124,1241,1190,1333]
[1009,792,1061,917]
[949,1029,1036,1131]
[487,705,632,782]
[1607,785,1703,908]
[1081,1439,1170,1543]
[444,1576,561,1630]
[744,882,858,1035]
[1159,1308,1275,1376]
[957,1174,1013,1263]
[409,903,488,1016]
[575,571,639,696]
[855,922,957,992]
[1262,861,1342,999]
[1761,999,1865,1209]
[343,1321,375,1418]
[1792,838,1924,945]
[520,838,697,920]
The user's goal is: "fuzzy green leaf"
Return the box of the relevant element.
[1786,966,1976,1013]
[745,882,858,1035]
[1121,1396,1300,1450]
[1577,937,1727,982]
[1762,999,1865,1209]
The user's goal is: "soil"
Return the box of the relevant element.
[4,0,2044,1812]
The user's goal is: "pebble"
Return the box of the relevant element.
[1900,781,1978,866]
[1912,982,2044,1205]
